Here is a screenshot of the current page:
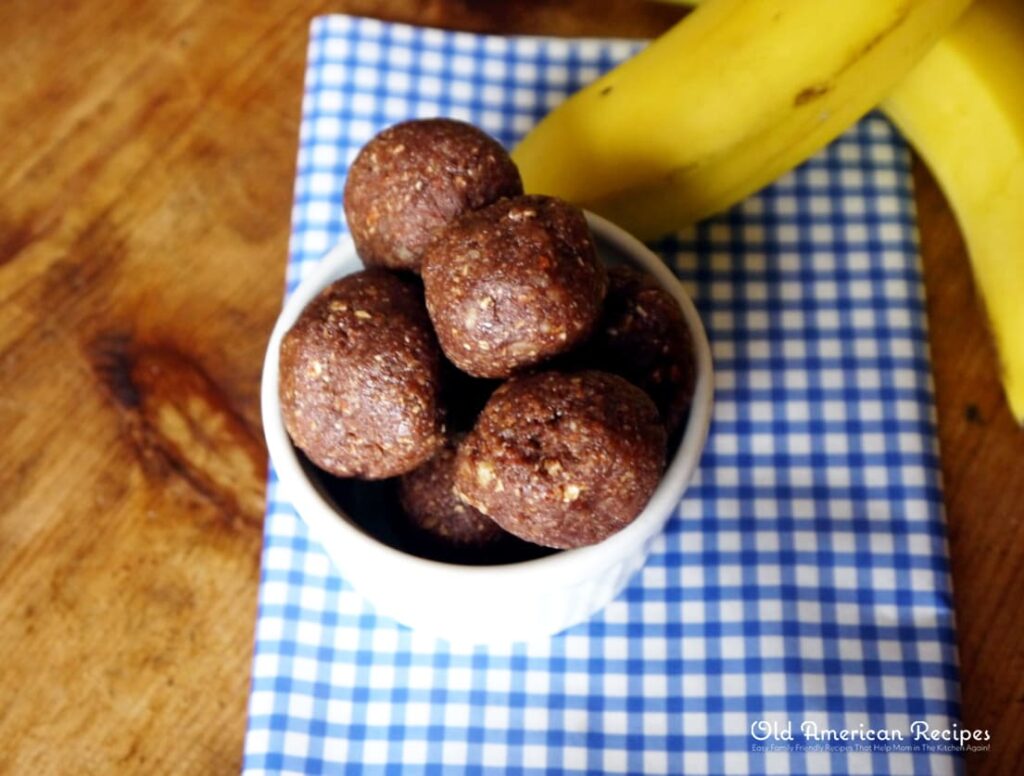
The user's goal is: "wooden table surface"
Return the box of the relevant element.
[1,1,1020,773]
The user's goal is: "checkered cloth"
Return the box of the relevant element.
[244,16,961,775]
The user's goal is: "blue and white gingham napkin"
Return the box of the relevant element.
[244,16,961,775]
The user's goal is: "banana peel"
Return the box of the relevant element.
[515,0,1024,423]
[513,0,972,237]
[882,0,1024,422]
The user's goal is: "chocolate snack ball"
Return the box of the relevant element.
[454,371,666,549]
[279,269,444,479]
[399,437,506,549]
[422,195,607,378]
[343,118,523,271]
[589,266,697,434]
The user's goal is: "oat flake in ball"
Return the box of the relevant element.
[454,371,666,549]
[399,437,506,549]
[279,269,444,479]
[422,195,607,378]
[343,118,523,272]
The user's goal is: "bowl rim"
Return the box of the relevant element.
[260,212,714,588]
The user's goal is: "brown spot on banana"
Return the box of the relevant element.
[794,4,910,109]
[794,83,832,107]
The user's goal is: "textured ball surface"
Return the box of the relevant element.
[343,118,523,272]
[454,371,666,549]
[588,265,697,434]
[279,269,444,478]
[399,437,506,549]
[422,195,606,378]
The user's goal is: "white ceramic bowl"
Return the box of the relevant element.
[261,213,713,646]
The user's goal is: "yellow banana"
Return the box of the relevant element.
[880,0,1024,422]
[512,0,973,240]
[521,0,1024,421]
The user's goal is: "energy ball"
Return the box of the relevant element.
[588,266,697,434]
[454,371,666,549]
[343,118,523,272]
[422,195,607,378]
[279,269,444,479]
[399,437,506,549]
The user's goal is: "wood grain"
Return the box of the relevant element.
[0,1,1018,773]
[912,161,1024,776]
